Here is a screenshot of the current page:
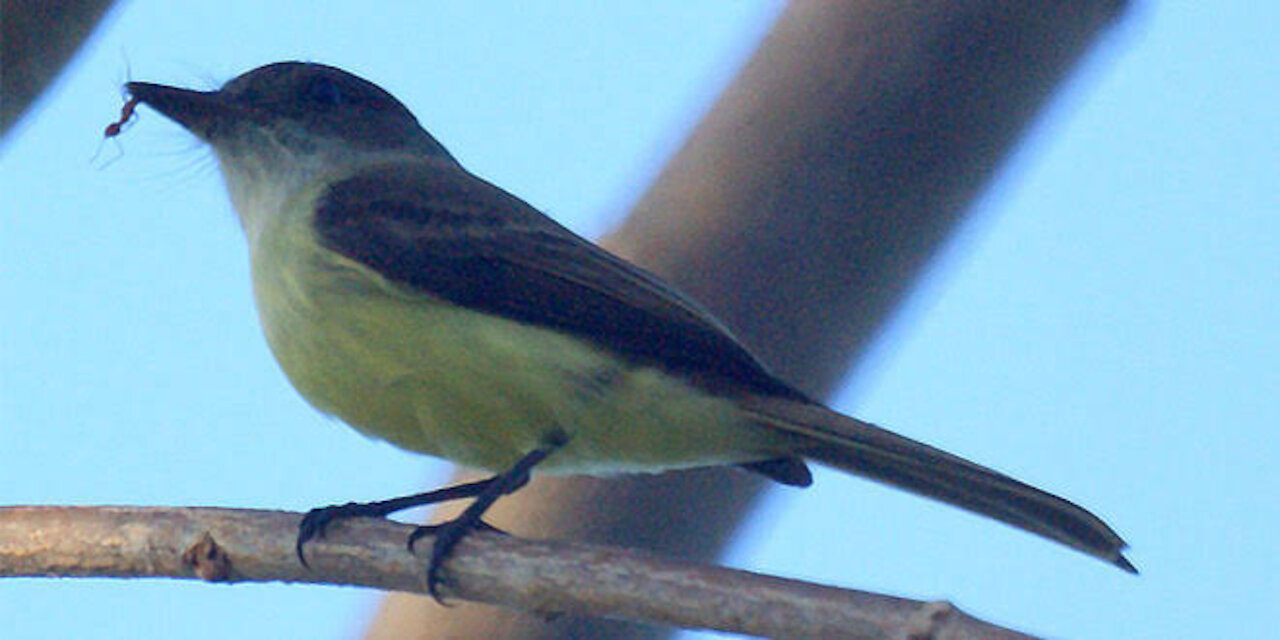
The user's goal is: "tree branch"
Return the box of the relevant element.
[0,505,1032,639]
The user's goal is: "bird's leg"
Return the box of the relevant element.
[296,477,500,566]
[409,433,566,601]
[296,431,567,601]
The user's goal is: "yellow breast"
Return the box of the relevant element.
[244,195,789,475]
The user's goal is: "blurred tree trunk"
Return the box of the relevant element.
[362,1,1128,638]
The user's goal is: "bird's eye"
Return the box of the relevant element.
[305,76,344,107]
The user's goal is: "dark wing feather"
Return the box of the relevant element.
[314,162,805,401]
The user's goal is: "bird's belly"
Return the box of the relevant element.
[250,243,787,475]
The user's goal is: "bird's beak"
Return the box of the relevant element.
[125,82,229,141]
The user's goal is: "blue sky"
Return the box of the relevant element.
[2,2,1276,638]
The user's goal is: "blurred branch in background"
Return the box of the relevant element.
[364,2,1128,638]
[0,0,116,140]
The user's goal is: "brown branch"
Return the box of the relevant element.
[0,505,1033,639]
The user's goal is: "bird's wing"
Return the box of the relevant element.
[313,161,803,400]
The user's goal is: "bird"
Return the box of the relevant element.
[122,61,1133,597]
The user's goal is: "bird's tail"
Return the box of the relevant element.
[738,395,1135,572]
